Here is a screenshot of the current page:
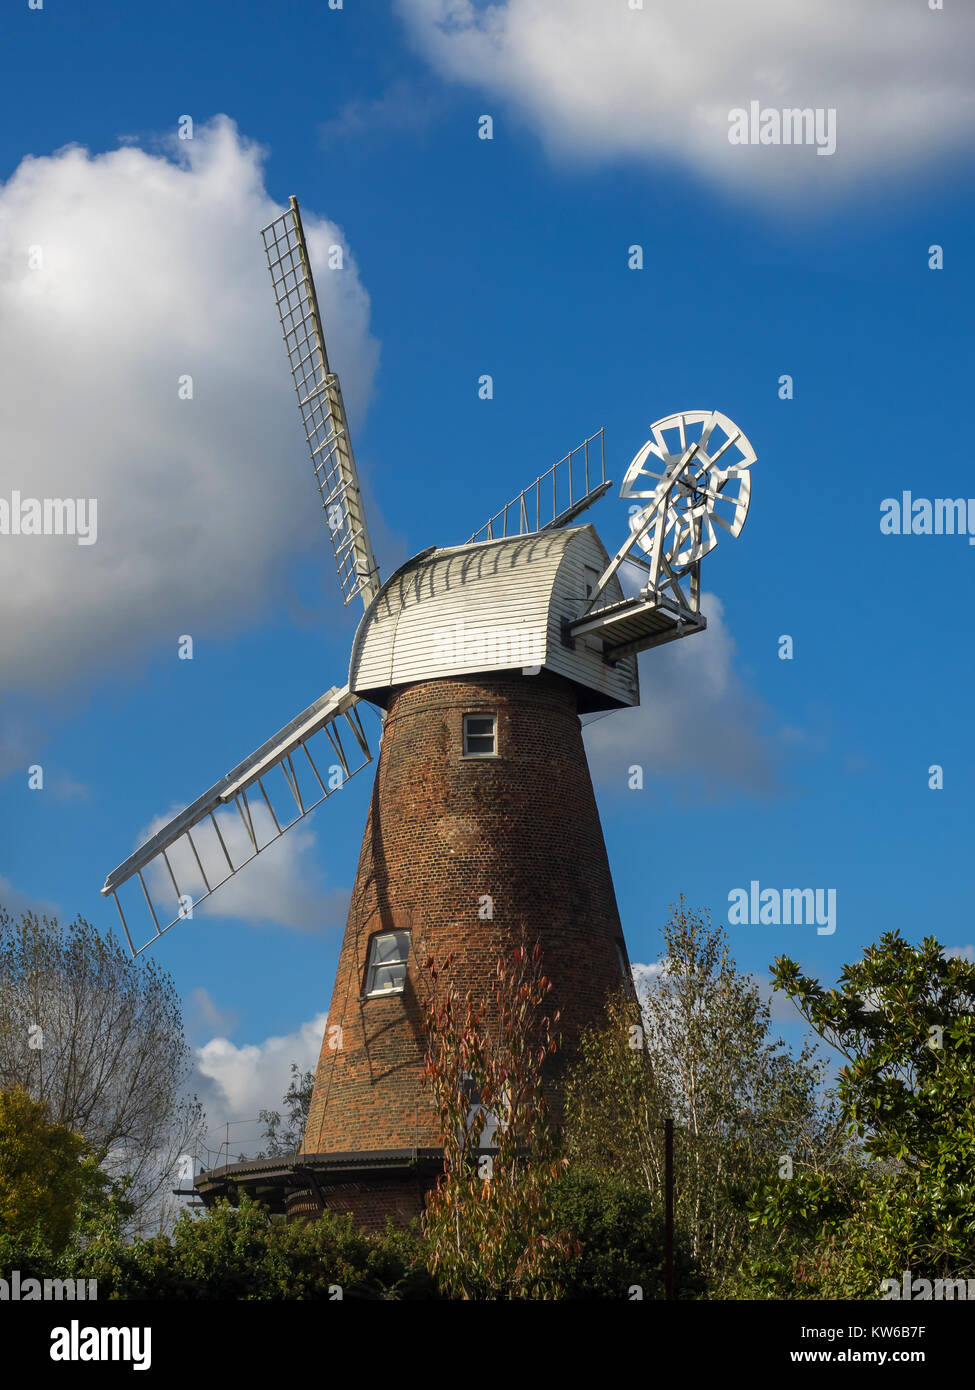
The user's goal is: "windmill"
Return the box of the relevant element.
[101,196,756,1227]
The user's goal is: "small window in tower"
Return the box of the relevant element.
[364,929,410,997]
[462,713,497,758]
[617,940,635,995]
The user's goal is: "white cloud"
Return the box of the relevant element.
[630,959,664,1003]
[584,593,779,799]
[140,799,351,933]
[944,945,975,963]
[0,117,380,696]
[192,1012,326,1153]
[397,0,975,200]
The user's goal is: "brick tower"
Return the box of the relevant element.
[297,667,630,1224]
[284,525,643,1227]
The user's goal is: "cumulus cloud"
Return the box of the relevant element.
[0,117,380,696]
[192,1012,326,1153]
[583,593,779,800]
[944,945,975,964]
[397,0,975,200]
[630,959,664,1003]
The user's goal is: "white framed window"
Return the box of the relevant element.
[364,929,410,997]
[462,713,497,758]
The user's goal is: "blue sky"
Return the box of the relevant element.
[1,0,973,1136]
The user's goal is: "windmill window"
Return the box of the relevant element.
[364,930,410,997]
[616,941,628,977]
[462,714,497,758]
[617,940,636,998]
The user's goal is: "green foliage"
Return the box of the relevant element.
[0,1088,135,1287]
[421,940,575,1299]
[11,892,968,1302]
[772,932,975,1174]
[65,1196,435,1300]
[735,932,975,1298]
[0,1089,88,1253]
[547,1170,704,1300]
[564,900,832,1290]
[255,1062,315,1159]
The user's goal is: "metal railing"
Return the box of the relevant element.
[468,428,607,543]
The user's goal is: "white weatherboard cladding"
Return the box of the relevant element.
[349,525,639,711]
[546,526,639,709]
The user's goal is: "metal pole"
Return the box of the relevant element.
[664,1117,675,1300]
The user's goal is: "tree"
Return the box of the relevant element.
[0,1089,88,1252]
[420,939,576,1299]
[255,1063,314,1158]
[565,898,833,1287]
[564,990,667,1198]
[747,932,975,1297]
[0,907,203,1224]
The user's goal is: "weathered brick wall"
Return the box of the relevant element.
[286,1178,428,1233]
[302,671,629,1161]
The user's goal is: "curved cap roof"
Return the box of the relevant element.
[349,524,639,713]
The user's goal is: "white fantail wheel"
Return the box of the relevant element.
[620,410,755,568]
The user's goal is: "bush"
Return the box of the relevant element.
[547,1170,704,1300]
[73,1197,437,1301]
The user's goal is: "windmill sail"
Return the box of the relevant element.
[102,686,372,956]
[262,197,380,609]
